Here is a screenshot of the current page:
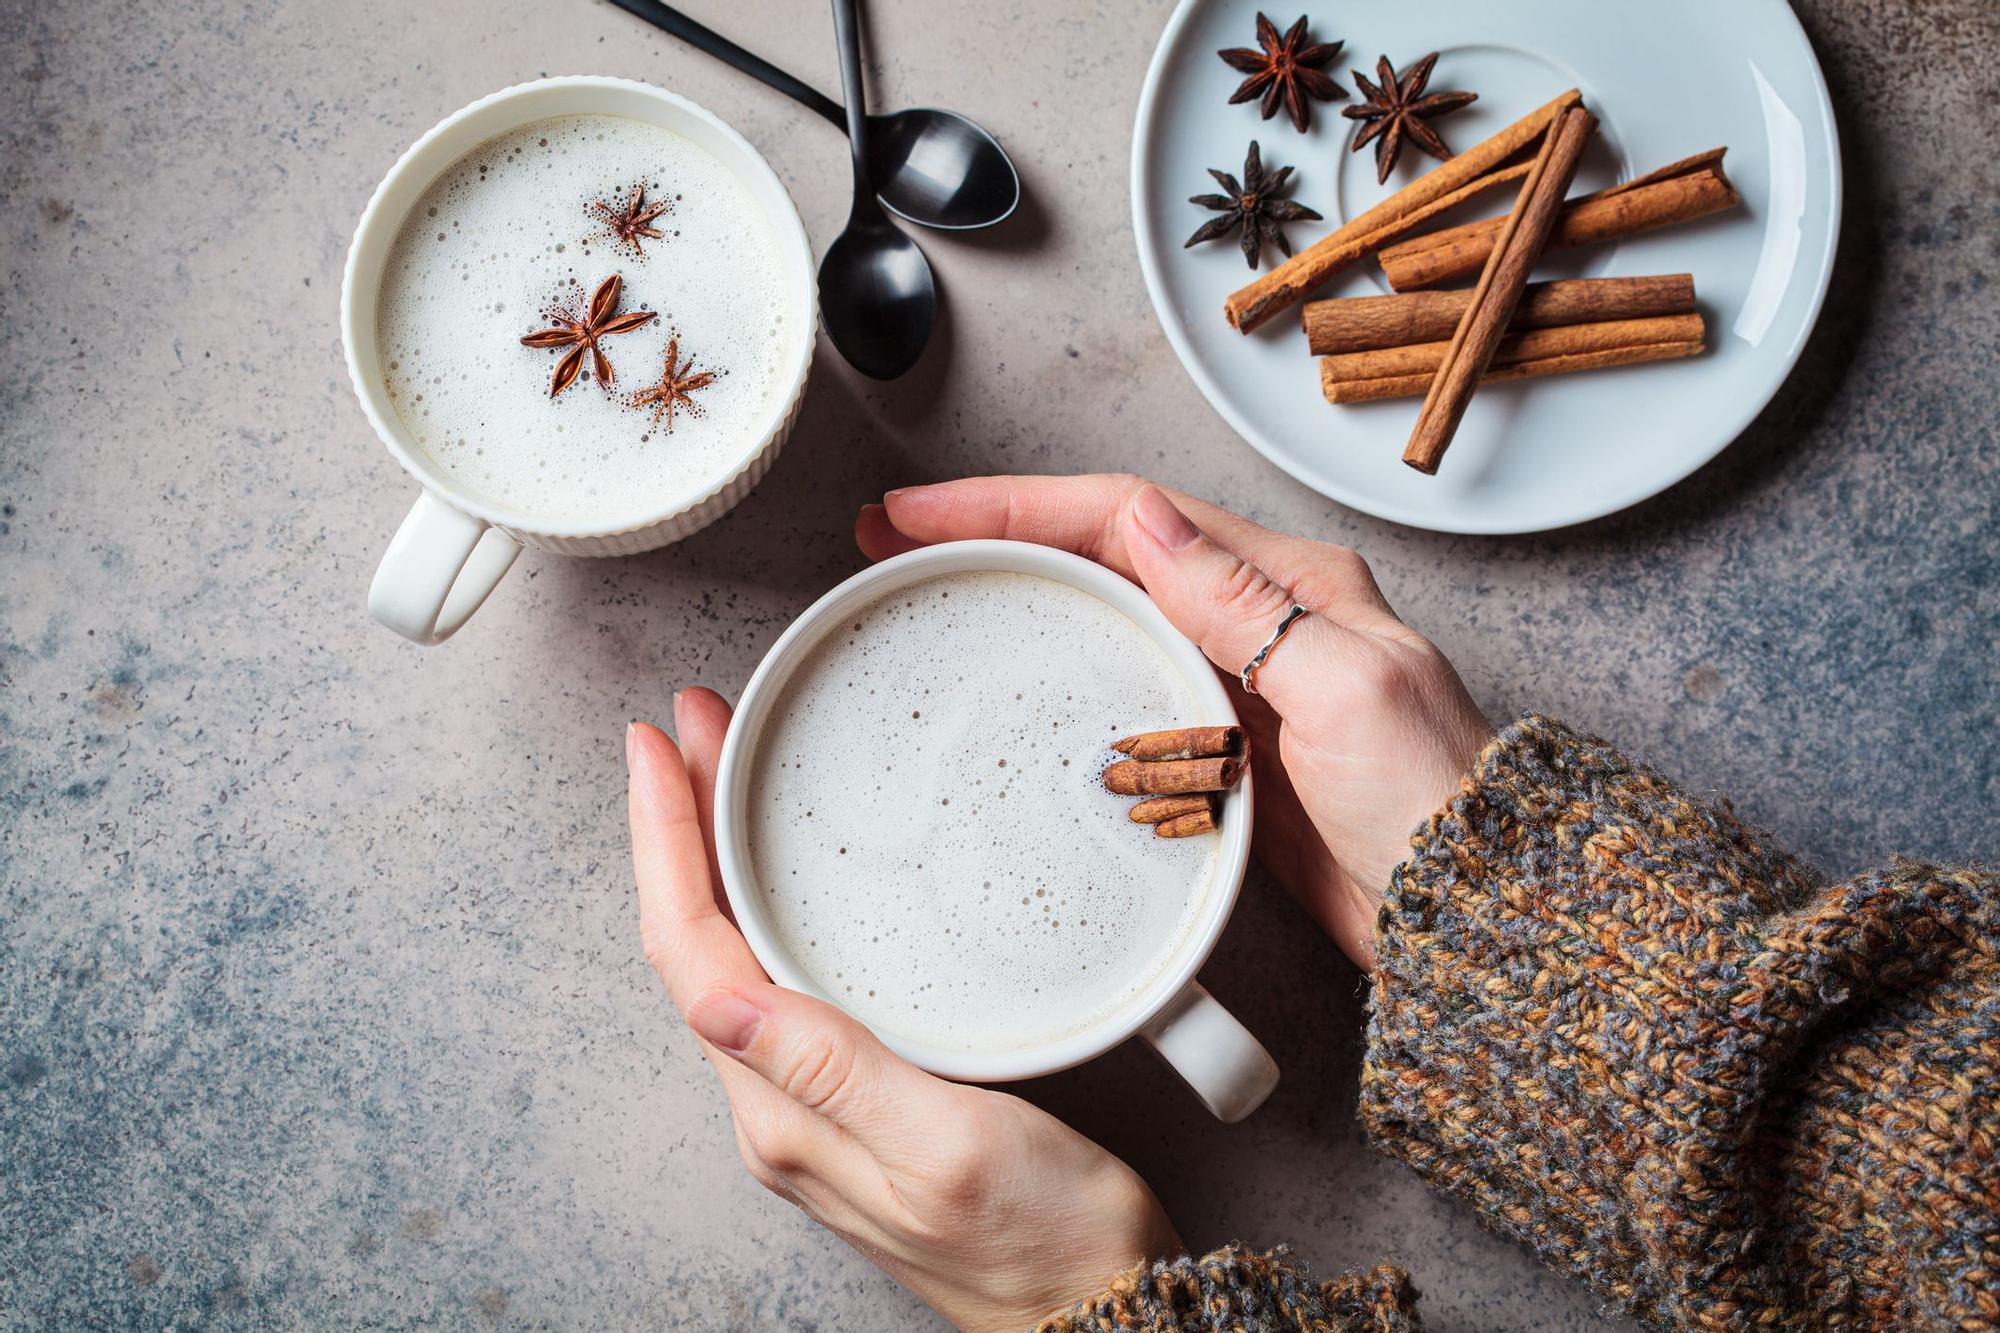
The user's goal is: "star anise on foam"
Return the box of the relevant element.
[629,336,717,433]
[519,274,657,398]
[1216,13,1346,134]
[593,183,671,253]
[1186,141,1323,269]
[1343,52,1477,184]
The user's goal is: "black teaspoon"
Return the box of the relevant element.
[816,0,936,379]
[604,0,1021,231]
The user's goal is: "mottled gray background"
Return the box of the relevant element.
[2,0,1994,1327]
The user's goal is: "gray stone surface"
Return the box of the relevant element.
[2,0,1994,1328]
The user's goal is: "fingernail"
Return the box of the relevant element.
[1133,486,1200,551]
[883,486,913,503]
[625,721,639,765]
[688,988,763,1056]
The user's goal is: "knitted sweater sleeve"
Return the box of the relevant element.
[1362,715,2000,1330]
[1033,1246,1421,1332]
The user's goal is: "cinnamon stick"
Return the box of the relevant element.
[1128,794,1215,825]
[1222,88,1581,333]
[1378,148,1739,291]
[1303,274,1694,355]
[1103,756,1243,796]
[1404,106,1594,475]
[1328,326,1704,402]
[1155,807,1219,839]
[1111,726,1244,761]
[1324,312,1702,383]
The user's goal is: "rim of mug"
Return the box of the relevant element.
[339,75,819,541]
[712,540,1255,1084]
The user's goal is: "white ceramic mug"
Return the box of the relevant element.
[714,540,1280,1122]
[340,77,818,645]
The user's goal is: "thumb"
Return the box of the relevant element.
[687,980,949,1160]
[1123,485,1359,718]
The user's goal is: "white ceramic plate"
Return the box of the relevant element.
[1132,0,1840,533]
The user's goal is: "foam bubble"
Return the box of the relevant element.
[376,114,794,527]
[746,572,1218,1053]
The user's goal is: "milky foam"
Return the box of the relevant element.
[745,572,1219,1053]
[376,114,794,528]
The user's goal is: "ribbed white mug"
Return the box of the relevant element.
[341,77,818,645]
[713,540,1281,1122]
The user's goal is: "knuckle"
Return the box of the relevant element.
[922,1114,999,1209]
[733,1129,781,1191]
[739,1119,805,1182]
[1348,649,1416,706]
[1095,475,1151,553]
[755,1166,805,1209]
[931,1152,990,1209]
[1320,543,1372,583]
[1287,546,1376,615]
[739,1149,783,1194]
[1211,557,1291,622]
[777,1033,858,1115]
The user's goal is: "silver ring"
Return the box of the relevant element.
[1240,603,1308,694]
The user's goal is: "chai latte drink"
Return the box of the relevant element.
[374,114,793,526]
[744,571,1220,1052]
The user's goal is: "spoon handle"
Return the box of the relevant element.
[828,0,872,195]
[605,0,846,128]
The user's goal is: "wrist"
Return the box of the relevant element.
[951,1173,1181,1333]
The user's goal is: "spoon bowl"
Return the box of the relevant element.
[608,0,1021,232]
[867,108,1020,231]
[818,218,937,380]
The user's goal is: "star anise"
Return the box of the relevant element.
[519,274,657,398]
[1342,53,1477,184]
[592,183,671,253]
[1217,13,1346,133]
[1185,141,1323,269]
[629,336,716,432]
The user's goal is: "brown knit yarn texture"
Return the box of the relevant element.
[1362,716,2000,1330]
[1034,1245,1420,1332]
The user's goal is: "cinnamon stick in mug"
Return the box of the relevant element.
[1302,274,1694,355]
[1155,807,1219,839]
[1111,725,1244,761]
[1377,149,1739,291]
[1403,106,1594,475]
[1221,88,1582,332]
[1128,794,1216,824]
[1103,756,1243,796]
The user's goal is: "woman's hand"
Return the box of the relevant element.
[857,475,1493,971]
[628,689,1182,1332]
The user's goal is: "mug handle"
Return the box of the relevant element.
[1139,981,1280,1123]
[368,490,522,645]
